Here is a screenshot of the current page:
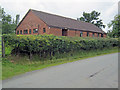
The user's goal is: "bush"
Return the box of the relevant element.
[3,34,118,57]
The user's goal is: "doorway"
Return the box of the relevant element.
[62,29,68,36]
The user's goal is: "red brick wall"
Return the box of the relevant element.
[83,32,87,37]
[75,30,80,37]
[89,32,93,37]
[49,28,81,37]
[103,33,107,38]
[49,27,62,36]
[94,33,98,37]
[67,30,76,37]
[16,10,49,35]
[16,10,106,38]
[99,33,101,37]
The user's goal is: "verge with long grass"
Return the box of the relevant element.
[2,34,119,80]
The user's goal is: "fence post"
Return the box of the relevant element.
[29,51,32,60]
[2,36,5,57]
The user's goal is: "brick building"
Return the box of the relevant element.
[16,9,106,37]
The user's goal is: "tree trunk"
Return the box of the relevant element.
[39,52,41,58]
[29,52,32,60]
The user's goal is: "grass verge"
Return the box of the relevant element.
[2,47,118,80]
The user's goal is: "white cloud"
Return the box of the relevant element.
[100,2,118,32]
[0,0,119,32]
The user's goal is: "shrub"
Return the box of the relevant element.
[3,34,118,58]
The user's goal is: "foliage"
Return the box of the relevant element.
[78,10,105,29]
[107,15,120,38]
[5,45,13,55]
[2,47,118,80]
[3,34,118,59]
[15,14,20,25]
[1,7,20,34]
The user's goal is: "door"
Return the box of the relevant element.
[62,29,67,36]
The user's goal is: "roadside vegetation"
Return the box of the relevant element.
[1,7,119,80]
[3,34,118,59]
[2,34,119,80]
[107,15,120,38]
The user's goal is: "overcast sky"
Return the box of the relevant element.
[0,0,119,32]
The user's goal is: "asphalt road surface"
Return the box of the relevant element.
[2,53,118,88]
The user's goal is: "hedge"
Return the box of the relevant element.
[3,34,118,58]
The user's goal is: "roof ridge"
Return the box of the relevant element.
[31,9,81,22]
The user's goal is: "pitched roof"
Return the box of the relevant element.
[16,9,105,34]
[31,9,105,33]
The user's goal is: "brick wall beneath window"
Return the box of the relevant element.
[75,30,80,37]
[99,34,101,37]
[89,32,93,37]
[67,30,76,37]
[83,32,87,37]
[103,34,107,38]
[49,27,62,36]
[94,33,98,37]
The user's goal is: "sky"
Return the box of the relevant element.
[0,0,119,32]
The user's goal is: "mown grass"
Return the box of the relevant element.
[2,47,118,80]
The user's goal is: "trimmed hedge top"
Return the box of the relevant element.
[3,34,118,55]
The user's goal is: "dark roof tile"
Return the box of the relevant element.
[31,9,105,33]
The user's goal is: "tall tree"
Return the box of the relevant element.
[78,11,105,29]
[15,14,20,25]
[107,15,120,38]
[1,7,19,34]
[0,6,2,35]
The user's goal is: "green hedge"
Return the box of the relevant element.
[3,34,118,57]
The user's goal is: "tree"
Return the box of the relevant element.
[107,15,120,38]
[0,7,2,35]
[1,7,20,34]
[77,11,105,29]
[15,14,20,25]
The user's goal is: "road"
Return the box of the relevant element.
[2,53,118,88]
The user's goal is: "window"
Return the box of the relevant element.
[98,33,99,37]
[17,31,19,34]
[43,28,46,33]
[92,33,94,37]
[33,28,38,33]
[80,31,83,37]
[29,29,31,34]
[87,32,89,37]
[20,30,22,34]
[24,30,28,34]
